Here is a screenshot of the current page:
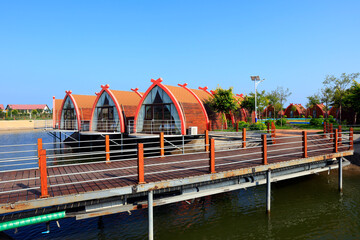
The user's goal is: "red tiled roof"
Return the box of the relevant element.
[7,104,49,110]
[0,104,4,110]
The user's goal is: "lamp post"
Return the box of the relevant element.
[250,76,265,123]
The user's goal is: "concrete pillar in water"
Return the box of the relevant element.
[339,157,343,192]
[148,190,154,240]
[266,169,271,214]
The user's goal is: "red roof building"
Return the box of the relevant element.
[6,104,49,112]
[57,91,97,131]
[134,78,212,135]
[263,105,277,118]
[0,104,4,111]
[306,104,326,118]
[90,84,143,133]
[284,103,306,118]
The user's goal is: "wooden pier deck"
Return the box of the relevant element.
[0,130,353,213]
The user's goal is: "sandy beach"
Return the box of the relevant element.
[0,120,52,133]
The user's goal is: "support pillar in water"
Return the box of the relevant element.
[339,157,343,192]
[267,169,271,214]
[148,190,154,240]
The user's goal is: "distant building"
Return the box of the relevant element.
[6,104,50,113]
[306,104,326,118]
[284,103,306,118]
[0,104,4,111]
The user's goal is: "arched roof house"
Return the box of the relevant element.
[134,78,211,135]
[284,103,306,118]
[58,91,97,131]
[90,84,143,133]
[328,107,339,119]
[306,104,326,118]
[263,105,276,118]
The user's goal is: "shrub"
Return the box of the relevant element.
[249,122,266,130]
[265,119,274,126]
[301,115,305,118]
[283,115,287,118]
[276,118,287,126]
[319,115,323,118]
[310,118,323,126]
[308,115,312,118]
[238,121,249,129]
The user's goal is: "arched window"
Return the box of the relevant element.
[137,86,181,134]
[60,96,77,130]
[92,92,120,132]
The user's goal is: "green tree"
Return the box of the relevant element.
[240,95,255,114]
[208,87,238,129]
[306,93,321,108]
[275,86,292,126]
[320,87,334,117]
[12,109,19,118]
[343,80,360,124]
[31,109,38,119]
[323,73,360,123]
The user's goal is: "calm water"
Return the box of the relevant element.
[1,131,360,240]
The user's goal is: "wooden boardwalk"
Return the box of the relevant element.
[0,132,352,206]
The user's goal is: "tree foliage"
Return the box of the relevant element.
[208,87,238,114]
[306,93,320,108]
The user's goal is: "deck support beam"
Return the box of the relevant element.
[339,157,343,192]
[266,169,271,214]
[148,190,154,240]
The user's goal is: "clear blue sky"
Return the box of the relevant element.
[1,0,359,108]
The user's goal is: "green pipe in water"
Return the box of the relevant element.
[0,211,66,232]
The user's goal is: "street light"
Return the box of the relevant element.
[250,76,265,123]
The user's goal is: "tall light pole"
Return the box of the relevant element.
[250,76,265,123]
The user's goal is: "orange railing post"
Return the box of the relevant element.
[334,129,338,153]
[210,138,215,173]
[242,128,246,148]
[303,131,308,158]
[236,122,239,132]
[205,130,209,152]
[262,134,268,165]
[267,122,270,134]
[37,138,42,164]
[105,135,110,163]
[160,132,164,157]
[137,143,145,184]
[349,127,354,150]
[338,125,342,145]
[324,122,327,134]
[39,149,49,198]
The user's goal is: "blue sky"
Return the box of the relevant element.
[1,0,359,108]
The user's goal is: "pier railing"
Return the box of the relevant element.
[0,127,354,201]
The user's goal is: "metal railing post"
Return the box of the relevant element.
[105,135,110,163]
[262,134,268,165]
[334,129,338,153]
[242,128,246,148]
[39,149,49,198]
[350,127,354,150]
[210,138,215,173]
[160,132,164,157]
[303,131,308,158]
[338,125,342,145]
[205,130,209,152]
[137,143,145,184]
